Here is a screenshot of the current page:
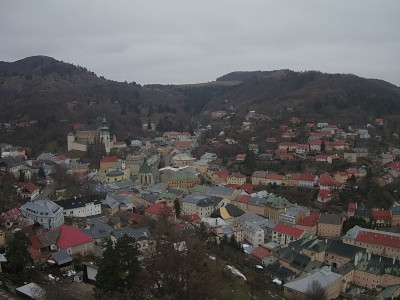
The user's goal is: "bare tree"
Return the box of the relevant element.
[306,280,326,300]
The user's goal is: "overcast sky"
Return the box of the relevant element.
[1,1,399,86]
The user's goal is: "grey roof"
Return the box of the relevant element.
[253,218,277,230]
[284,266,342,292]
[80,218,114,239]
[141,193,160,204]
[109,194,131,205]
[36,229,61,247]
[144,183,167,194]
[392,205,400,215]
[252,170,268,177]
[248,197,268,207]
[197,196,223,208]
[16,283,46,299]
[342,225,362,240]
[326,239,365,258]
[101,196,119,209]
[20,199,63,218]
[243,221,263,233]
[233,211,265,226]
[183,193,209,205]
[318,213,342,225]
[52,249,72,265]
[112,227,151,240]
[207,186,236,197]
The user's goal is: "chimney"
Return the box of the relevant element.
[368,252,371,261]
[354,254,358,266]
[379,257,382,262]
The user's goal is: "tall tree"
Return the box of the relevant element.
[38,166,46,179]
[5,231,33,281]
[95,237,141,299]
[173,199,181,218]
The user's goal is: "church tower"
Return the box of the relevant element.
[138,159,154,186]
[99,117,111,154]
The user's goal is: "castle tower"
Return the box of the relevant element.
[138,159,154,186]
[99,117,111,154]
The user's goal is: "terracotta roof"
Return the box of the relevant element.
[371,210,391,220]
[145,202,173,216]
[100,156,119,163]
[274,223,304,238]
[318,190,331,198]
[53,224,94,249]
[296,213,320,227]
[18,182,39,193]
[356,230,400,248]
[310,140,322,145]
[348,203,357,212]
[238,195,250,203]
[1,208,21,220]
[30,236,42,251]
[299,174,316,181]
[181,214,200,222]
[251,246,272,262]
[226,184,239,189]
[266,173,283,180]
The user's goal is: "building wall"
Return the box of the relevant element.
[69,241,94,256]
[247,204,265,217]
[63,203,101,218]
[317,223,342,237]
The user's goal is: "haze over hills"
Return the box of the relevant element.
[1,56,400,152]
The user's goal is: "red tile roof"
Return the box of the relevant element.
[274,223,304,238]
[18,182,39,193]
[226,184,239,189]
[348,203,357,212]
[356,230,400,248]
[266,173,283,180]
[145,202,173,216]
[318,190,331,198]
[181,214,200,222]
[1,208,21,220]
[296,213,320,227]
[28,246,47,260]
[100,156,119,163]
[238,195,250,203]
[30,236,42,250]
[371,210,391,220]
[53,224,94,249]
[216,170,230,179]
[299,174,317,182]
[251,246,272,262]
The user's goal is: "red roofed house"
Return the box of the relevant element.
[344,227,400,259]
[371,209,392,227]
[17,182,40,200]
[100,156,119,172]
[375,119,383,126]
[251,246,275,266]
[112,141,127,149]
[317,190,333,203]
[233,194,250,211]
[299,174,319,188]
[296,213,320,235]
[309,139,322,151]
[0,208,21,229]
[53,224,94,256]
[181,214,201,224]
[272,223,305,246]
[347,203,357,218]
[266,173,283,186]
[236,153,246,162]
[282,131,295,139]
[145,202,175,222]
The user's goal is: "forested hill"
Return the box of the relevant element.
[0,56,400,152]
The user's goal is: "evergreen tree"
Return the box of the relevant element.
[147,118,152,130]
[173,199,181,218]
[95,237,141,298]
[38,166,46,179]
[5,231,33,280]
[18,170,25,182]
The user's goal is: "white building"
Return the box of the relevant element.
[56,196,102,218]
